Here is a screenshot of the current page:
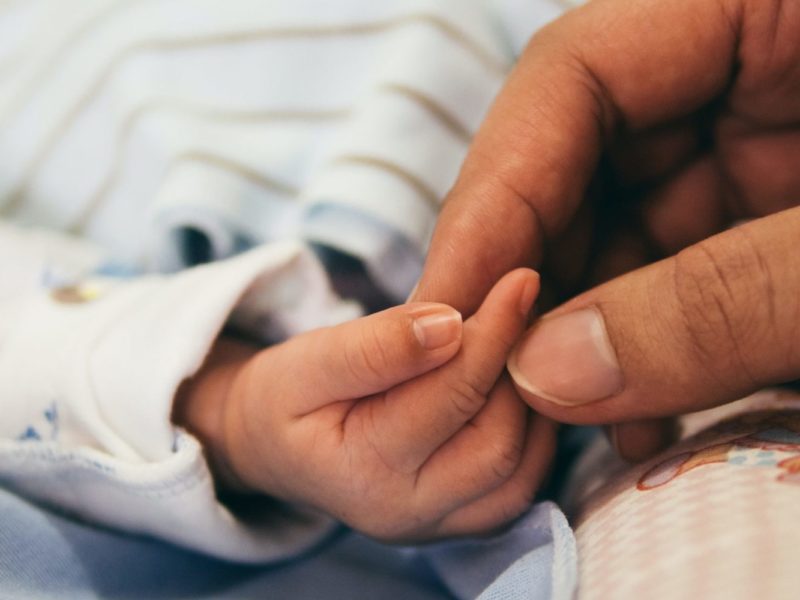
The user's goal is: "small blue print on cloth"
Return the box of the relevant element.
[17,402,59,442]
[17,426,41,441]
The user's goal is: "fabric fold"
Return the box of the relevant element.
[0,228,359,562]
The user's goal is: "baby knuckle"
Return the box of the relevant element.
[353,488,433,542]
[445,379,487,419]
[366,325,394,372]
[498,488,534,523]
[474,491,533,535]
[348,500,387,535]
[361,513,417,542]
[485,437,524,482]
[357,516,391,539]
[343,327,390,385]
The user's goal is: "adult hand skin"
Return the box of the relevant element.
[412,0,800,459]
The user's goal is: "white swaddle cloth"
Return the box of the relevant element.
[0,0,561,301]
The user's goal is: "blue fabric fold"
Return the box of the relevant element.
[0,488,576,599]
[421,502,576,600]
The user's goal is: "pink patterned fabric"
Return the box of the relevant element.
[573,391,800,600]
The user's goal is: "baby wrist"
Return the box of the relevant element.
[173,335,257,494]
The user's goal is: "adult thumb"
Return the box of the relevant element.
[508,205,800,425]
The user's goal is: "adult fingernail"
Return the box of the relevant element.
[508,308,623,405]
[412,306,462,350]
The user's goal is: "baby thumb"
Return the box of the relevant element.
[281,302,463,414]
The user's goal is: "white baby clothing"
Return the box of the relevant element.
[0,0,568,563]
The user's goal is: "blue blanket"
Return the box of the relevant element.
[0,488,575,599]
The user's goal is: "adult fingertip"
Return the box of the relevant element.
[508,307,624,406]
[607,419,681,463]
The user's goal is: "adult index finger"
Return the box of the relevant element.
[413,0,743,315]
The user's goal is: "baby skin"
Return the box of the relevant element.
[174,269,554,542]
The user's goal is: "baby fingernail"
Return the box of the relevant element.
[406,280,420,302]
[508,308,623,405]
[413,307,462,350]
[519,275,539,317]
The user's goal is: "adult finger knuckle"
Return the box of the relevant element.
[672,231,775,383]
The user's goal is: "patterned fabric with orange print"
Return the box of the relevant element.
[638,412,800,490]
[570,391,800,600]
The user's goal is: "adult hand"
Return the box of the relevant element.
[412,0,800,459]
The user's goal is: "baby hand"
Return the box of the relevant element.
[176,269,555,542]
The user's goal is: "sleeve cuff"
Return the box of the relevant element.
[0,240,359,562]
